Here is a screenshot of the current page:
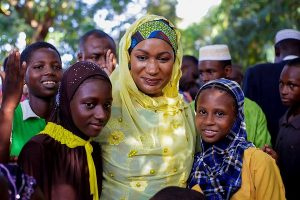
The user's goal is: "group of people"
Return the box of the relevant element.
[0,14,299,200]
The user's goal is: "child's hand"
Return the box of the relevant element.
[261,144,278,162]
[102,49,116,76]
[1,50,27,112]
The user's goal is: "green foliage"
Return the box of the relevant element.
[146,0,179,24]
[0,0,133,67]
[181,0,300,70]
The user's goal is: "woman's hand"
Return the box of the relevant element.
[102,49,117,76]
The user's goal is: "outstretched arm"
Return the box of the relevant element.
[0,50,27,163]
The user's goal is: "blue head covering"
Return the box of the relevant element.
[188,78,254,200]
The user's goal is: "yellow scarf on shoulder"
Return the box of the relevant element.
[40,122,98,200]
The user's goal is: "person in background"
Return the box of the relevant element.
[77,29,117,76]
[188,78,285,200]
[0,42,63,162]
[179,55,201,102]
[243,29,300,145]
[0,51,44,200]
[95,15,196,200]
[198,44,271,148]
[228,64,244,86]
[265,58,300,200]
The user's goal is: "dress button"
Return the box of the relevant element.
[150,169,156,175]
[128,150,138,157]
[118,117,122,122]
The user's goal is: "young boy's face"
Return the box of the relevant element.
[195,88,236,144]
[78,35,116,69]
[25,48,63,98]
[198,60,231,83]
[70,78,112,137]
[279,65,300,106]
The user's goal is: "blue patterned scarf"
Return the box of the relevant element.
[188,78,254,200]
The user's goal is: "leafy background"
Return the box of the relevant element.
[0,0,299,70]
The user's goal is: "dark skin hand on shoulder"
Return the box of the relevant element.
[0,50,27,163]
[261,144,279,162]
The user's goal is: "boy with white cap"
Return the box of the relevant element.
[198,44,271,148]
[243,29,300,146]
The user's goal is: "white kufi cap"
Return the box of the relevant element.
[199,44,231,61]
[275,29,300,44]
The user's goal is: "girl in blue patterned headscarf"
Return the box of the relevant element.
[188,78,285,200]
[188,78,253,199]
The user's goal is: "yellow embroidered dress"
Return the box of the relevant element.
[95,15,196,200]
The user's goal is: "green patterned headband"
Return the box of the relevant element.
[129,19,178,53]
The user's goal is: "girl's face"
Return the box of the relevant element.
[130,38,175,97]
[70,78,112,137]
[25,48,62,98]
[195,88,236,144]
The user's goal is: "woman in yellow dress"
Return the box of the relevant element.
[96,15,196,199]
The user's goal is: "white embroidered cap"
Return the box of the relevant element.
[275,29,300,44]
[199,44,231,61]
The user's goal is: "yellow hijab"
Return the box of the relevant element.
[97,15,196,200]
[114,14,184,111]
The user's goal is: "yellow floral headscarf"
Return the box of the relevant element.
[96,15,196,200]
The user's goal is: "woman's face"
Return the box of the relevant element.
[130,38,175,97]
[195,88,237,144]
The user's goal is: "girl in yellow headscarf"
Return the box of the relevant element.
[96,15,196,200]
